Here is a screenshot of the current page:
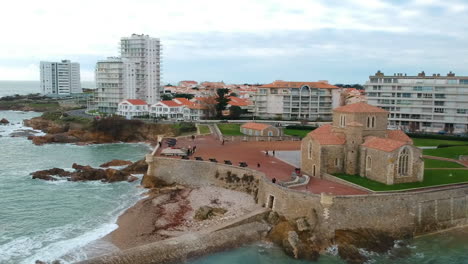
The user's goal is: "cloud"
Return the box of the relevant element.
[0,0,467,83]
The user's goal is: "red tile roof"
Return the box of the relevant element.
[260,81,339,89]
[187,103,208,110]
[308,125,345,145]
[160,100,182,107]
[173,98,193,106]
[387,130,413,143]
[125,99,147,105]
[334,102,388,113]
[241,122,272,131]
[362,136,407,152]
[228,96,251,107]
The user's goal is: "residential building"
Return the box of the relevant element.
[254,81,341,121]
[117,99,149,119]
[240,123,282,136]
[301,102,424,185]
[95,34,162,113]
[40,60,81,95]
[149,98,207,121]
[364,71,468,133]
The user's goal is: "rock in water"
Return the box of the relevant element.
[0,118,9,124]
[100,159,133,168]
[31,168,72,181]
[122,159,148,174]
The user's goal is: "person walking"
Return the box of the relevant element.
[191,135,195,141]
[272,150,275,156]
[222,139,225,145]
[192,146,196,153]
[257,162,260,168]
[265,150,269,156]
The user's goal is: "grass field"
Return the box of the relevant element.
[424,158,465,168]
[335,169,468,191]
[423,146,468,160]
[198,125,211,134]
[217,123,243,136]
[411,138,468,147]
[284,128,313,138]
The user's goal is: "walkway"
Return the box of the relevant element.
[423,155,468,168]
[157,135,367,195]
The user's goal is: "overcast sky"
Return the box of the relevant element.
[0,0,467,84]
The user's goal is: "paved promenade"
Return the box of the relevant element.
[157,135,367,195]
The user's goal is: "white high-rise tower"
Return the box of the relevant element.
[40,60,81,95]
[96,34,162,113]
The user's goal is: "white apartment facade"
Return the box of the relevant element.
[254,81,341,121]
[96,34,161,113]
[364,71,468,134]
[40,60,81,95]
[117,99,149,119]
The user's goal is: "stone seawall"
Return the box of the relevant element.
[146,157,468,238]
[78,222,269,264]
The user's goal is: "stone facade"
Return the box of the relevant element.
[301,102,424,185]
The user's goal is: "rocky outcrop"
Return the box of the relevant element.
[194,206,227,221]
[31,161,141,183]
[100,159,133,167]
[141,173,170,188]
[334,228,404,264]
[0,118,9,124]
[122,159,148,174]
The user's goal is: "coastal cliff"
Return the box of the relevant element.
[24,112,186,145]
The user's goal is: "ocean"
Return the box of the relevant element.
[0,81,95,97]
[1,82,468,263]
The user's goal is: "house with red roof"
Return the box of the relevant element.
[117,99,149,119]
[301,102,424,185]
[149,98,207,121]
[240,122,282,136]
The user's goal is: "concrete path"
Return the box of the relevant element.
[423,155,468,168]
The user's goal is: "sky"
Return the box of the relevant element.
[0,0,467,84]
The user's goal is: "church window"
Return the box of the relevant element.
[308,141,313,159]
[340,115,346,127]
[366,156,372,170]
[335,158,340,167]
[367,116,376,128]
[398,147,410,176]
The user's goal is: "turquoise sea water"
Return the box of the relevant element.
[0,110,151,263]
[190,227,468,264]
[0,81,96,97]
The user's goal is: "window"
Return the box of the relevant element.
[367,116,376,128]
[460,80,468,85]
[434,101,444,106]
[457,109,466,114]
[398,148,410,176]
[308,141,313,159]
[434,108,445,113]
[334,158,340,167]
[268,131,273,136]
[340,115,346,127]
[366,156,372,171]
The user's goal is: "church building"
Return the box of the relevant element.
[301,102,424,185]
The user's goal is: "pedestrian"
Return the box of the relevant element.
[158,141,162,147]
[257,162,260,168]
[265,150,269,156]
[272,178,277,184]
[191,135,195,141]
[192,146,196,153]
[273,150,275,156]
[222,139,225,145]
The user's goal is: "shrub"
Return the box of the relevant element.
[407,133,468,141]
[285,125,317,130]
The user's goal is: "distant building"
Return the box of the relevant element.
[96,34,162,113]
[301,102,424,185]
[340,88,367,106]
[40,60,81,95]
[240,123,282,136]
[149,98,207,121]
[117,99,149,119]
[254,81,341,121]
[178,80,198,88]
[364,71,468,133]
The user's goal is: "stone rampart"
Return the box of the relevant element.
[146,157,468,238]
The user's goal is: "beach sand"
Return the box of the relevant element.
[106,185,260,250]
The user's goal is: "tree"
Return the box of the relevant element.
[215,88,230,118]
[174,93,194,99]
[229,106,243,120]
[229,92,238,97]
[161,94,173,101]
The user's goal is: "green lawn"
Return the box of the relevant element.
[217,123,243,136]
[198,125,211,134]
[411,138,468,147]
[424,158,464,168]
[284,128,313,138]
[423,146,468,160]
[334,169,468,191]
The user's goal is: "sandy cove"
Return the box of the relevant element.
[105,184,261,250]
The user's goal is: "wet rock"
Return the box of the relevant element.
[0,118,9,124]
[100,159,133,168]
[32,174,57,181]
[266,211,280,225]
[35,261,46,264]
[338,244,368,264]
[122,159,148,174]
[141,174,170,188]
[296,217,310,232]
[10,129,38,137]
[31,168,72,181]
[127,175,139,183]
[105,168,131,183]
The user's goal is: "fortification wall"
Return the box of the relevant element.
[146,157,468,238]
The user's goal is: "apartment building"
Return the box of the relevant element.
[364,71,468,134]
[95,34,162,113]
[40,60,81,95]
[254,81,341,121]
